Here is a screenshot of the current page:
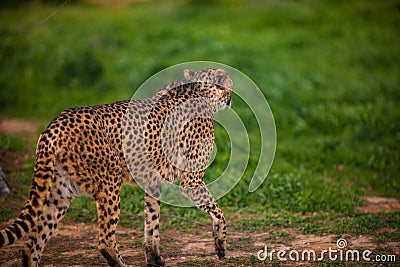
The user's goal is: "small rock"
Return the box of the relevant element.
[0,166,11,198]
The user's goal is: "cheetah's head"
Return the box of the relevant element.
[184,68,233,108]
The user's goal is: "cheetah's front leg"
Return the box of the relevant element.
[180,179,226,259]
[144,192,165,267]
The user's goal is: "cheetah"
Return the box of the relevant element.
[0,68,233,266]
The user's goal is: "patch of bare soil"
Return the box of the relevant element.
[0,118,40,141]
[356,196,400,213]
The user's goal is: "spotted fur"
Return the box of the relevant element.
[0,68,233,266]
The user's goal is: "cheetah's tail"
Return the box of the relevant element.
[0,172,51,248]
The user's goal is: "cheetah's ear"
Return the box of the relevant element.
[184,69,195,80]
[214,69,224,83]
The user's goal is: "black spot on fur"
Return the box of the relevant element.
[15,220,29,233]
[13,224,22,239]
[0,232,4,247]
[5,229,14,244]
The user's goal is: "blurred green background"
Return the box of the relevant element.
[0,0,399,218]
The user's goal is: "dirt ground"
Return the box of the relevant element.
[1,204,399,266]
[0,118,399,266]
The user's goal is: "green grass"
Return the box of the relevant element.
[233,210,400,237]
[0,0,399,240]
[0,132,28,152]
[373,230,400,243]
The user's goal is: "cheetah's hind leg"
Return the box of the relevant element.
[22,173,74,267]
[95,185,131,267]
